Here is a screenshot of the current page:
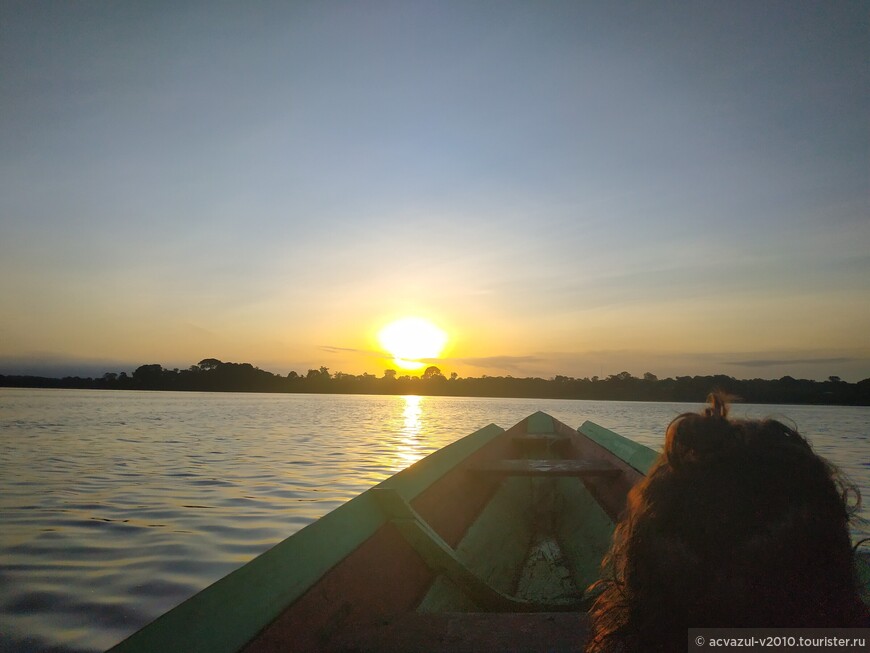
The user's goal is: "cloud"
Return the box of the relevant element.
[435,349,870,382]
[319,346,368,354]
[182,321,219,339]
[317,346,869,381]
[444,355,546,373]
[725,357,857,368]
[0,352,138,377]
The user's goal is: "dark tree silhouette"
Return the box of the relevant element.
[422,366,445,380]
[0,359,867,405]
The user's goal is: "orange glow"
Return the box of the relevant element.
[377,317,448,371]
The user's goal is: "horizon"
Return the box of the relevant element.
[2,3,868,383]
[1,353,866,384]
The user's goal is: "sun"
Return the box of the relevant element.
[378,317,448,371]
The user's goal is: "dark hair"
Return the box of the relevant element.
[586,393,867,652]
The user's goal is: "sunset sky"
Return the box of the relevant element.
[2,2,868,381]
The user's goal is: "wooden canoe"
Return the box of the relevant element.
[108,411,869,652]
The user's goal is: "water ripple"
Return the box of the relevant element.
[0,389,866,652]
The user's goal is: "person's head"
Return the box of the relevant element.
[586,393,866,652]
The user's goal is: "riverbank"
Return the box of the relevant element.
[2,363,868,406]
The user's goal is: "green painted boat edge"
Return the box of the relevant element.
[577,420,659,474]
[109,422,506,653]
[526,411,554,434]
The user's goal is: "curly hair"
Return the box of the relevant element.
[585,393,867,652]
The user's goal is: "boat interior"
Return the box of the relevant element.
[317,413,645,652]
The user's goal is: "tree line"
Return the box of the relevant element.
[1,358,868,405]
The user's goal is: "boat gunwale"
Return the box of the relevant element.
[577,420,659,474]
[108,422,506,653]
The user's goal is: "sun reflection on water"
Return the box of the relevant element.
[403,395,422,435]
[391,395,425,470]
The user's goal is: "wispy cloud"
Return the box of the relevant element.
[319,345,390,360]
[725,357,857,368]
[443,355,546,373]
[319,346,369,354]
[434,349,870,382]
[0,352,138,377]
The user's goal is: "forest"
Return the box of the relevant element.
[2,358,868,405]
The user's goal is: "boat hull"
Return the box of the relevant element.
[112,411,867,652]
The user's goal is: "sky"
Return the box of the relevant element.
[1,1,868,382]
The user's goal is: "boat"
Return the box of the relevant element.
[109,411,869,652]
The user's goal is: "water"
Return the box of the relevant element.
[0,389,867,652]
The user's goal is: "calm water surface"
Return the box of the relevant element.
[1,389,867,652]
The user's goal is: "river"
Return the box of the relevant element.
[1,389,867,652]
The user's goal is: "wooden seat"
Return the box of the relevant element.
[512,434,574,457]
[512,433,566,444]
[469,459,621,478]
